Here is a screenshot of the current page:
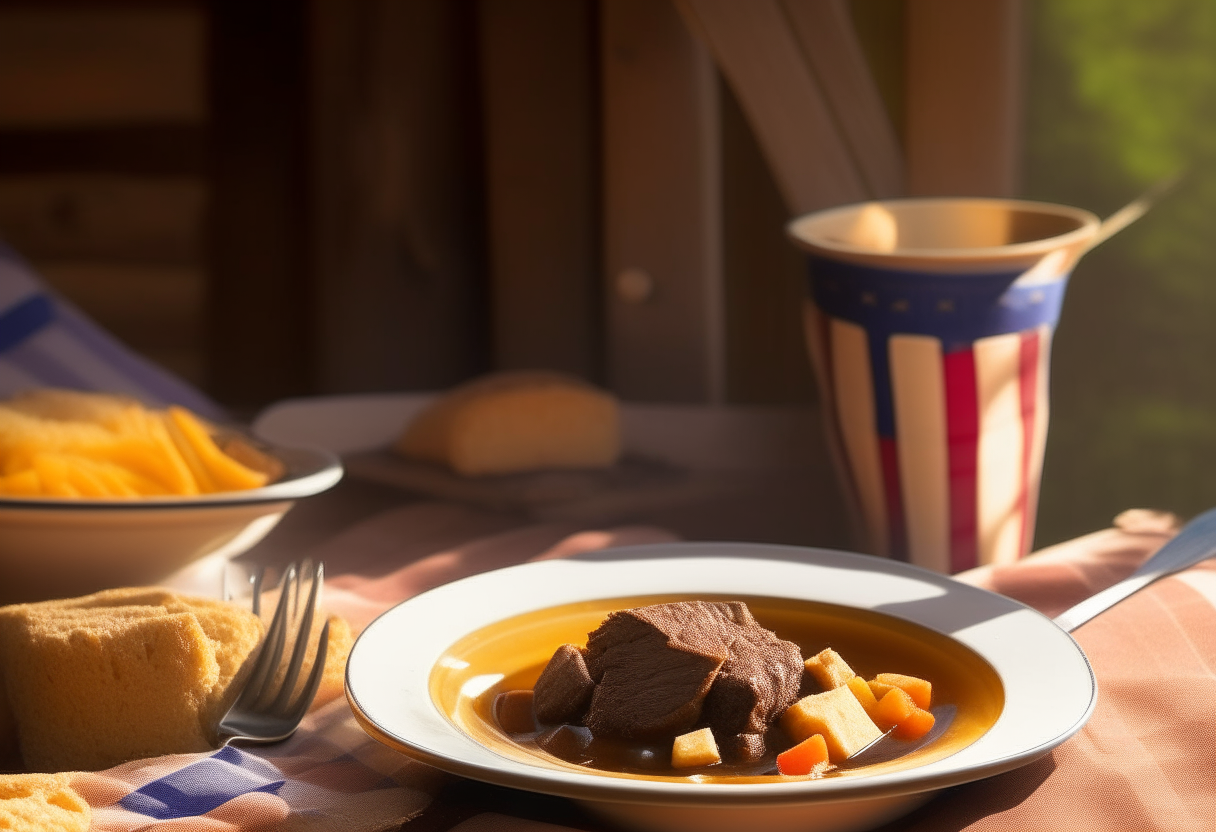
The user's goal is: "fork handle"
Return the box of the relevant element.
[1053,507,1216,632]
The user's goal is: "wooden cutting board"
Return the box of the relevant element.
[341,450,746,523]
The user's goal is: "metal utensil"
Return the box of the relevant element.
[1054,507,1216,632]
[217,559,330,745]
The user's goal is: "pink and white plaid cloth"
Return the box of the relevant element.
[64,505,679,832]
[53,506,1216,832]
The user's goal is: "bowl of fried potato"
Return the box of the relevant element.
[0,389,342,603]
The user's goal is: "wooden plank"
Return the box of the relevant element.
[719,83,816,405]
[0,126,205,176]
[308,0,487,394]
[34,260,207,388]
[205,0,311,408]
[0,175,203,264]
[848,0,907,143]
[675,0,869,214]
[477,0,600,380]
[779,0,904,198]
[602,0,725,403]
[35,262,204,349]
[0,5,204,127]
[905,0,1024,196]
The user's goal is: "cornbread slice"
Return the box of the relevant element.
[0,773,90,832]
[395,371,622,476]
[315,612,355,710]
[0,588,263,772]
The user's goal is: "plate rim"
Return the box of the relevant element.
[345,541,1096,807]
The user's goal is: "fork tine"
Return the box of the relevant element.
[249,566,266,618]
[283,618,330,726]
[271,560,324,711]
[235,563,297,708]
[218,559,328,746]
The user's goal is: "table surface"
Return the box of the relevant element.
[17,397,1213,832]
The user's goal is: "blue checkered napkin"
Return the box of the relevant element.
[78,698,434,831]
[0,241,224,418]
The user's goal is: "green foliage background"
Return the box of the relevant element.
[1025,0,1216,543]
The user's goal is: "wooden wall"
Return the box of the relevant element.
[0,1,209,390]
[2,1,1006,414]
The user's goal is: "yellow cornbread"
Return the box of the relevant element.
[0,586,353,774]
[395,371,622,476]
[0,773,90,832]
[0,588,264,772]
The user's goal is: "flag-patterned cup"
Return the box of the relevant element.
[788,199,1101,572]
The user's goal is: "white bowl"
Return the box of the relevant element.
[346,542,1096,832]
[0,445,342,604]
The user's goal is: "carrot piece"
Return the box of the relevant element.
[873,687,916,730]
[776,733,830,776]
[892,706,936,741]
[846,675,880,721]
[874,672,932,710]
[868,679,898,701]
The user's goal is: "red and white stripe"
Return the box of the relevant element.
[809,301,1052,572]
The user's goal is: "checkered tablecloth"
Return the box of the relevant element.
[55,506,1214,832]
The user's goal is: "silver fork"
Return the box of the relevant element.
[217,559,330,746]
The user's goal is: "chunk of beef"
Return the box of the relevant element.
[700,619,804,759]
[718,732,767,765]
[533,643,595,724]
[536,724,594,765]
[534,600,805,756]
[581,601,743,740]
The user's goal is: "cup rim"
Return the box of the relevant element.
[786,197,1102,268]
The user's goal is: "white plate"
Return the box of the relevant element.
[0,445,342,603]
[346,542,1095,832]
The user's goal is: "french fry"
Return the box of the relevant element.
[0,391,279,499]
[162,411,219,493]
[31,454,79,498]
[0,469,41,496]
[67,456,145,498]
[166,407,268,493]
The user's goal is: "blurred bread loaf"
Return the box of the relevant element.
[0,587,352,773]
[395,371,622,476]
[0,773,90,831]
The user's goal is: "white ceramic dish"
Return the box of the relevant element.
[0,444,342,603]
[346,542,1096,832]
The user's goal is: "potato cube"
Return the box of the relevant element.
[671,727,720,769]
[804,648,855,690]
[780,685,882,762]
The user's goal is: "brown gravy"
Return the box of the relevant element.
[506,703,957,778]
[436,594,1004,783]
